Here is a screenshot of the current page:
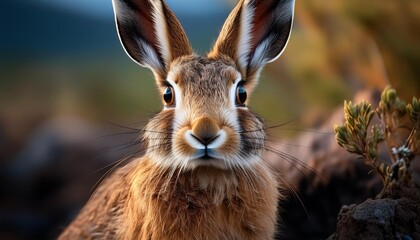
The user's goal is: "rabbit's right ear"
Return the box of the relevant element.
[209,0,294,90]
[112,0,192,78]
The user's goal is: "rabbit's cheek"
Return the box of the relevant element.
[214,126,240,156]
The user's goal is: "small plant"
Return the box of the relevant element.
[335,86,419,188]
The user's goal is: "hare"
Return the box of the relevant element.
[59,0,294,239]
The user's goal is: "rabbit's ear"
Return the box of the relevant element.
[209,0,294,85]
[113,0,192,77]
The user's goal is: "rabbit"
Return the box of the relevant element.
[59,0,294,239]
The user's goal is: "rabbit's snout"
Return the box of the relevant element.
[191,117,220,145]
[185,116,227,152]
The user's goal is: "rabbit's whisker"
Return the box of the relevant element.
[263,146,327,182]
[90,154,134,199]
[105,120,143,131]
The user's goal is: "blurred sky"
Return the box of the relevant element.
[0,0,233,58]
[35,0,229,18]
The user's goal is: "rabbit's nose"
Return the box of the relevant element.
[191,117,220,145]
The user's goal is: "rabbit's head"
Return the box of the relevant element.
[112,0,294,170]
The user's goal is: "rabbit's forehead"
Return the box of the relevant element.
[168,56,240,92]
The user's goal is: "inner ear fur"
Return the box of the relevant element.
[113,0,192,78]
[208,0,295,86]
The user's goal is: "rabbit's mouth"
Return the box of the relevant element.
[194,148,217,161]
[184,128,234,163]
[188,149,229,169]
[201,152,213,160]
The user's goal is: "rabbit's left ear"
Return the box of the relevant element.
[209,0,294,87]
[112,0,192,78]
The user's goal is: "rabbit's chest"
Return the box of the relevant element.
[140,189,264,239]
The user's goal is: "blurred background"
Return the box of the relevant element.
[0,0,419,239]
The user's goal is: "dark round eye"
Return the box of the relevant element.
[236,83,247,106]
[163,86,175,106]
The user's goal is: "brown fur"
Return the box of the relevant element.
[59,158,279,240]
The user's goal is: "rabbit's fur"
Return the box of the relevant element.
[59,0,294,239]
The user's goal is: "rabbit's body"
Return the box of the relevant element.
[60,0,294,239]
[60,157,278,239]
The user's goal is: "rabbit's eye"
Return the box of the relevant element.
[163,86,175,106]
[236,84,247,106]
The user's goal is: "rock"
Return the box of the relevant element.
[351,199,397,226]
